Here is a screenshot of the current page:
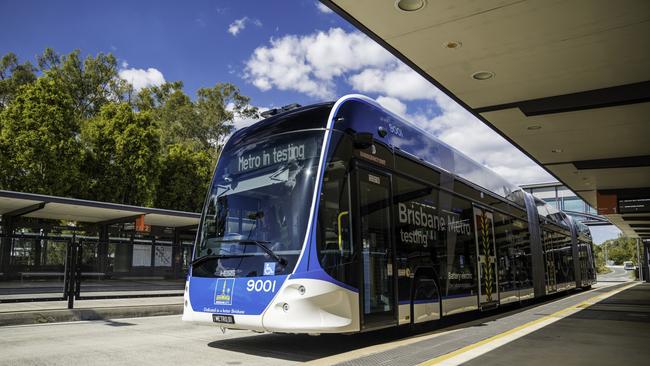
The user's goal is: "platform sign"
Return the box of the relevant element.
[618,198,650,214]
[597,191,617,215]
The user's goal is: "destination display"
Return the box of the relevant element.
[227,137,320,175]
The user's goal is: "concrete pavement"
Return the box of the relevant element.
[0,296,182,326]
[0,314,290,366]
[461,282,650,366]
[2,282,647,366]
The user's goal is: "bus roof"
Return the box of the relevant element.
[331,95,523,202]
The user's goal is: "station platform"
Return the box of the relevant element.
[0,295,183,326]
[462,283,649,366]
[310,282,648,366]
[1,281,647,366]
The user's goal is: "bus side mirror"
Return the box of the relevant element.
[353,132,373,149]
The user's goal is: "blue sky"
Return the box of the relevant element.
[0,0,621,242]
[1,0,357,107]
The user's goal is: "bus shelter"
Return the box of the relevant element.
[0,190,200,306]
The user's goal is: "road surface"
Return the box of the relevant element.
[598,265,632,282]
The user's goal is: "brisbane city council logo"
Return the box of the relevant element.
[214,278,235,306]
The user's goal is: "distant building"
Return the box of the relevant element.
[521,182,608,226]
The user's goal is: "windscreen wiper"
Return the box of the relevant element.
[238,240,288,266]
[205,239,288,266]
[190,253,255,267]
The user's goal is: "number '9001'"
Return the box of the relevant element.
[246,279,277,292]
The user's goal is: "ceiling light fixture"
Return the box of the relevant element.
[527,125,542,130]
[395,0,426,12]
[444,41,462,49]
[471,71,494,80]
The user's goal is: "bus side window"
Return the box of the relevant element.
[318,167,353,268]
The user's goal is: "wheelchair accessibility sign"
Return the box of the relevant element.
[263,262,276,276]
[214,278,235,305]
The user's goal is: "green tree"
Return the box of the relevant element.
[0,52,37,108]
[137,81,199,149]
[81,103,161,206]
[1,47,260,212]
[195,83,258,152]
[155,144,214,212]
[593,245,610,274]
[41,49,128,118]
[599,235,638,265]
[137,82,258,155]
[0,77,83,195]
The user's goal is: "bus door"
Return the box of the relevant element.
[473,206,499,310]
[353,166,397,329]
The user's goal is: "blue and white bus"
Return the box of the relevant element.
[182,94,596,334]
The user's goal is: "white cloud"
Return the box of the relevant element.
[228,17,262,36]
[228,18,246,36]
[118,67,165,91]
[227,102,269,131]
[244,27,555,185]
[232,109,269,131]
[349,63,553,184]
[376,96,407,118]
[349,64,437,101]
[316,2,333,14]
[245,28,393,98]
[409,92,554,185]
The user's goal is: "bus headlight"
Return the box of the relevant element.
[282,303,290,312]
[298,285,306,295]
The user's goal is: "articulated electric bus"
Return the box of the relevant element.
[182,94,596,334]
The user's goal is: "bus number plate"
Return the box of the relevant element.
[212,314,235,324]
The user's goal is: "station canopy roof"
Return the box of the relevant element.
[0,190,200,228]
[324,0,650,240]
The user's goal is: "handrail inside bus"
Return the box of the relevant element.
[337,211,349,251]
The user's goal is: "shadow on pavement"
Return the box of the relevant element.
[461,283,649,366]
[206,286,610,362]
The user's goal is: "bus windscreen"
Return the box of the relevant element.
[192,130,324,278]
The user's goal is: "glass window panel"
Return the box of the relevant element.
[556,186,574,198]
[317,131,356,289]
[531,187,556,200]
[587,205,597,215]
[562,197,584,212]
[445,196,477,296]
[543,198,558,209]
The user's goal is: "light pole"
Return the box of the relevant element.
[637,238,643,281]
